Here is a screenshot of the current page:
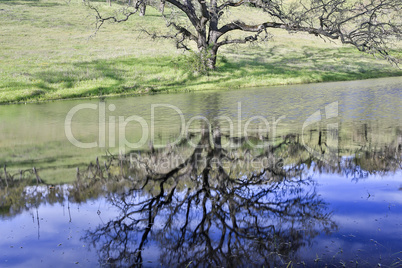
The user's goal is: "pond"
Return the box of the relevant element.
[0,77,401,267]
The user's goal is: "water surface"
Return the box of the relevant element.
[1,77,401,267]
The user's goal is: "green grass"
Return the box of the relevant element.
[0,0,401,104]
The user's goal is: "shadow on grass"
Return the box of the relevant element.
[2,46,401,103]
[216,46,401,83]
[33,60,128,96]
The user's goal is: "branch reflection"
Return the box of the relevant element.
[82,129,338,267]
[1,124,401,266]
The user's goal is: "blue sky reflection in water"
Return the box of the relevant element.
[0,169,401,267]
[0,77,401,267]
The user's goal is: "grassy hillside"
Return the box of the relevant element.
[0,0,401,104]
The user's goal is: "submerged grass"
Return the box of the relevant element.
[0,0,401,104]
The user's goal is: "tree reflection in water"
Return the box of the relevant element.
[1,125,401,266]
[82,129,338,267]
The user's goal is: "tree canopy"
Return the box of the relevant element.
[88,0,401,69]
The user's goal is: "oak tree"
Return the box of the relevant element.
[88,0,401,69]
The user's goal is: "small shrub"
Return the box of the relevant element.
[172,49,212,75]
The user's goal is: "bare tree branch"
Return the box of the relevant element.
[86,0,401,69]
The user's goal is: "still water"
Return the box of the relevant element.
[0,77,401,267]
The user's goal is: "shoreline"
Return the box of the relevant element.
[1,73,401,106]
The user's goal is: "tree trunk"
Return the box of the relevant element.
[139,2,146,16]
[203,45,218,70]
[159,0,165,14]
[206,53,216,70]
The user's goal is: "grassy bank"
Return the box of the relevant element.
[0,0,401,104]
